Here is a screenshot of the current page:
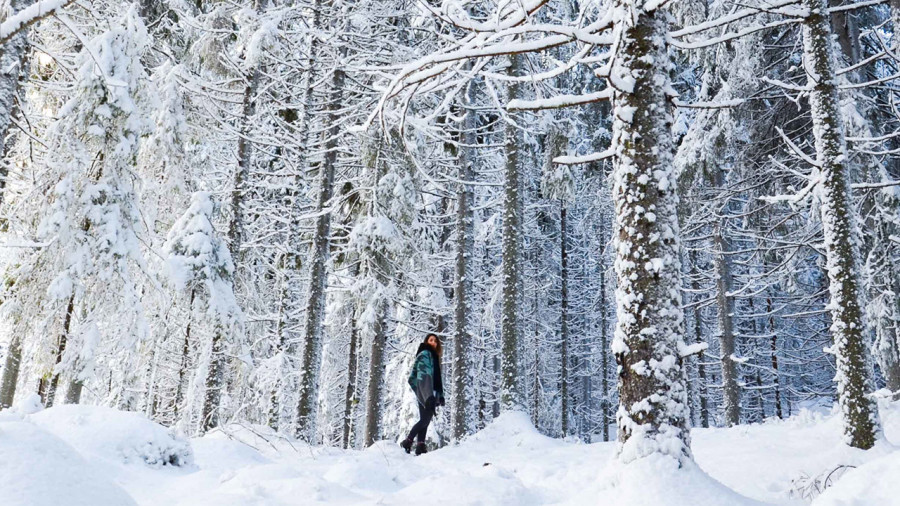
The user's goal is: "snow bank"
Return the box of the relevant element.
[812,449,900,505]
[30,404,193,467]
[596,454,765,506]
[0,412,136,506]
[9,401,900,505]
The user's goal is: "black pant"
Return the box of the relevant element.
[407,402,435,442]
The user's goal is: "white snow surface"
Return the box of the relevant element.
[4,401,900,505]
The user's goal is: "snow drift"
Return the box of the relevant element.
[3,402,900,505]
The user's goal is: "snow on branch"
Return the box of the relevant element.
[552,148,615,165]
[0,0,75,45]
[776,127,819,167]
[839,71,900,90]
[673,98,745,109]
[669,18,800,50]
[851,180,900,190]
[507,89,612,111]
[760,76,811,92]
[827,0,889,13]
[759,156,821,206]
[423,0,549,34]
[669,0,801,38]
[678,341,709,358]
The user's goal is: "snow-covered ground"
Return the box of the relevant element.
[3,398,900,505]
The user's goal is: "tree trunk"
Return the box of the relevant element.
[0,335,22,408]
[200,324,226,434]
[689,251,710,429]
[599,222,610,442]
[560,204,569,437]
[500,56,522,411]
[713,201,740,427]
[451,77,477,439]
[45,294,76,408]
[532,287,540,427]
[295,63,344,441]
[802,0,880,449]
[767,295,784,418]
[363,301,387,446]
[174,288,195,420]
[341,313,359,449]
[65,376,84,405]
[610,2,690,462]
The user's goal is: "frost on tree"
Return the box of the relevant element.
[7,6,155,408]
[164,191,241,434]
[608,0,692,463]
[801,0,880,449]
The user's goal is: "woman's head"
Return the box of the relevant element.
[425,333,442,359]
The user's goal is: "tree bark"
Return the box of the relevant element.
[560,204,569,436]
[500,56,522,411]
[341,312,359,449]
[45,293,75,407]
[295,62,344,441]
[0,334,22,408]
[174,288,195,420]
[610,2,690,462]
[363,300,387,446]
[200,324,225,434]
[767,295,784,418]
[451,73,477,438]
[713,196,740,427]
[599,218,610,441]
[802,0,880,449]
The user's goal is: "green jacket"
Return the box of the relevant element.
[408,347,443,406]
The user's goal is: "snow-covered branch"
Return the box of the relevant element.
[507,89,612,111]
[0,0,76,45]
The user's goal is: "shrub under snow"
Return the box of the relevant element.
[30,404,193,467]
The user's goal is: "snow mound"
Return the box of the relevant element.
[30,404,193,467]
[464,410,557,450]
[596,454,766,506]
[0,413,137,506]
[812,449,900,505]
[385,464,536,505]
[11,392,45,415]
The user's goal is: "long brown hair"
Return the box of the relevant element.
[426,333,443,360]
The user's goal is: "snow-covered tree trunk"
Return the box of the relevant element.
[766,295,784,418]
[609,0,691,462]
[227,65,259,263]
[599,227,611,442]
[713,206,740,426]
[363,299,387,446]
[451,78,477,439]
[174,288,196,419]
[342,312,359,448]
[802,0,880,449]
[295,49,343,445]
[500,59,522,411]
[200,325,226,433]
[560,203,570,436]
[0,335,21,408]
[45,294,75,407]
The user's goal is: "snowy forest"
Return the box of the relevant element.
[2,0,900,503]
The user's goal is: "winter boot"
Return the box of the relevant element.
[400,438,413,454]
[415,442,428,456]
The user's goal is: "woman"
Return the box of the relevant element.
[400,333,445,455]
